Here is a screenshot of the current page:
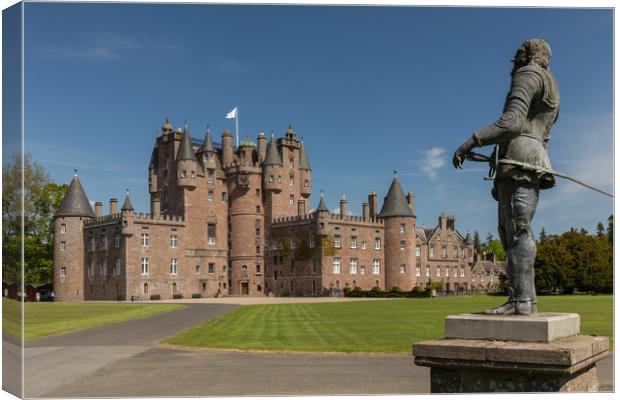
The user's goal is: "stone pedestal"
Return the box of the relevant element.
[413,313,609,393]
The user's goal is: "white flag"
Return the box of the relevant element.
[226,107,237,119]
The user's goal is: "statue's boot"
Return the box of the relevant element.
[514,298,533,315]
[483,300,516,315]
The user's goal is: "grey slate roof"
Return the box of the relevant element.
[464,232,474,245]
[201,128,214,153]
[299,142,311,170]
[263,137,282,166]
[378,177,415,218]
[55,175,95,218]
[121,193,134,211]
[176,124,198,162]
[316,194,329,212]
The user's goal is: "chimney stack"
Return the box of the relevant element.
[95,201,103,217]
[110,198,118,215]
[362,202,369,220]
[368,191,378,218]
[340,194,348,217]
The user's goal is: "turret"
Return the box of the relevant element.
[176,122,198,189]
[200,126,217,170]
[162,117,173,137]
[94,201,103,217]
[464,232,475,262]
[53,172,95,300]
[238,134,257,165]
[285,124,297,141]
[315,191,329,236]
[298,140,311,197]
[148,143,158,193]
[262,135,283,193]
[379,172,416,291]
[110,198,118,215]
[121,191,134,236]
[257,132,267,163]
[222,129,234,166]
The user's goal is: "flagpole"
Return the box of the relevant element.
[235,108,239,149]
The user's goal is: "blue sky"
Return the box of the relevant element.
[19,3,613,237]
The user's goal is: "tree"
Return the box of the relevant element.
[596,222,605,238]
[539,227,549,243]
[483,239,506,261]
[607,215,613,244]
[2,154,68,286]
[473,231,482,253]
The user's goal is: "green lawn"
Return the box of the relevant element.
[2,298,184,340]
[165,295,613,353]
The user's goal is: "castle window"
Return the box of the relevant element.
[309,235,315,248]
[170,234,177,248]
[350,258,357,274]
[448,234,452,242]
[426,265,430,277]
[334,235,341,248]
[400,224,406,234]
[115,258,121,276]
[208,191,214,201]
[141,233,149,248]
[170,259,177,275]
[350,236,357,249]
[256,265,261,273]
[289,159,294,169]
[60,267,66,277]
[172,282,177,293]
[222,192,228,202]
[202,282,207,290]
[115,233,121,248]
[441,246,447,258]
[256,189,260,197]
[61,241,66,252]
[361,240,366,250]
[403,265,409,275]
[460,267,465,278]
[277,176,282,183]
[416,245,421,257]
[374,238,381,250]
[289,195,294,204]
[141,257,149,275]
[191,171,196,179]
[208,263,214,274]
[256,228,260,237]
[256,246,261,255]
[101,234,107,250]
[256,206,260,213]
[430,247,435,258]
[436,266,441,277]
[60,223,66,234]
[181,170,187,178]
[312,258,318,274]
[89,260,95,278]
[208,171,214,184]
[144,283,148,294]
[289,174,294,186]
[274,271,278,280]
[268,175,274,183]
[304,179,309,187]
[445,267,450,277]
[454,267,458,277]
[332,257,341,274]
[102,260,107,278]
[88,236,95,251]
[372,259,380,275]
[208,224,216,245]
[400,240,406,251]
[360,266,366,275]
[195,265,200,274]
[454,246,459,258]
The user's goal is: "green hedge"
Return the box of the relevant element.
[344,286,432,298]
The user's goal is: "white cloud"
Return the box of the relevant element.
[420,147,446,181]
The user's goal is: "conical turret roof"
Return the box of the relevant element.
[201,127,214,153]
[465,232,474,245]
[176,122,198,162]
[378,176,414,218]
[263,136,282,166]
[316,192,329,212]
[121,193,134,211]
[55,175,95,218]
[299,141,311,170]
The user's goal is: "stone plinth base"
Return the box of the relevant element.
[445,312,580,342]
[413,316,609,393]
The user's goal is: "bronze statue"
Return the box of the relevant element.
[452,39,560,315]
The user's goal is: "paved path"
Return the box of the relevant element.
[17,302,615,397]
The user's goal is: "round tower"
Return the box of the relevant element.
[121,191,135,237]
[238,135,257,165]
[379,172,417,291]
[298,140,311,198]
[222,129,234,166]
[53,173,95,301]
[262,135,283,193]
[176,122,198,189]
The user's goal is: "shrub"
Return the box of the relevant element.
[150,294,161,301]
[368,286,384,298]
[191,293,202,299]
[173,293,183,299]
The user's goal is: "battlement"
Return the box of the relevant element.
[222,161,262,170]
[271,212,383,227]
[84,213,122,226]
[84,212,185,227]
[271,213,316,225]
[328,213,383,226]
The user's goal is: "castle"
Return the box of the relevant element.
[53,119,490,301]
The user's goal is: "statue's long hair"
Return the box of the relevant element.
[511,39,552,76]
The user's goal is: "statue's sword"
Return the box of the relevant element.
[465,152,614,198]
